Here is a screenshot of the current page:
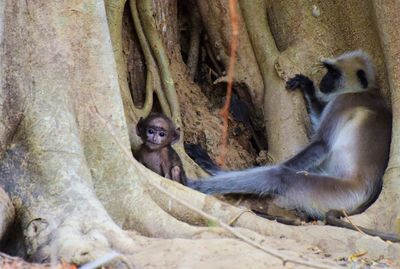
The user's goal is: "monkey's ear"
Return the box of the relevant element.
[172,127,181,145]
[136,117,144,136]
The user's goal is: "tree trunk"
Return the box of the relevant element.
[0,0,213,264]
[0,0,399,268]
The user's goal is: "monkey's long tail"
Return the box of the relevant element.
[184,143,223,176]
[187,166,284,195]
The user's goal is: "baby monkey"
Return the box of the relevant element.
[134,113,187,185]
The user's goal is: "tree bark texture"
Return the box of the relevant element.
[0,0,399,268]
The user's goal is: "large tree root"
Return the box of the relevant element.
[0,0,221,265]
[0,146,138,265]
[0,252,75,269]
[185,0,202,80]
[1,1,399,268]
[142,171,400,264]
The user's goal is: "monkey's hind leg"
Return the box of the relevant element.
[325,210,400,242]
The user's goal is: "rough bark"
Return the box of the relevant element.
[1,0,399,268]
[0,0,216,265]
[0,252,75,269]
[195,0,264,111]
[239,0,309,162]
[252,0,398,231]
[143,0,256,170]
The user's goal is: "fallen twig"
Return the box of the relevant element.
[342,210,365,235]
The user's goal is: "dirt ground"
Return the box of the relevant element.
[1,229,397,269]
[129,231,396,269]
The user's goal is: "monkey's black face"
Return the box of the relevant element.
[319,62,342,93]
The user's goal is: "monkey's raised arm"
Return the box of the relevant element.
[286,74,325,130]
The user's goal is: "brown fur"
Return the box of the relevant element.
[134,113,187,185]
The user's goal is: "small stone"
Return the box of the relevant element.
[312,5,321,17]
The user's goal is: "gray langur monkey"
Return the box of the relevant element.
[188,50,392,220]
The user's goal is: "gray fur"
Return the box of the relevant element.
[188,166,285,195]
[189,50,391,219]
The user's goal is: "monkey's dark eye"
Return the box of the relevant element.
[148,129,154,135]
[159,131,166,137]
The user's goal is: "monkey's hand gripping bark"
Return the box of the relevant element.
[286,74,315,96]
[286,74,324,129]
